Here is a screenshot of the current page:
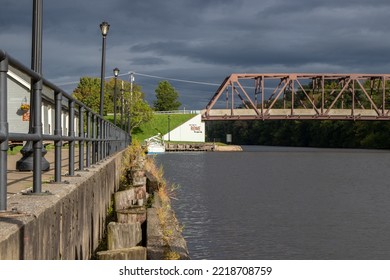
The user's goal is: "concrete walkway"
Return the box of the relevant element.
[7,148,81,196]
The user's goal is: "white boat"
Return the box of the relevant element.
[145,134,166,154]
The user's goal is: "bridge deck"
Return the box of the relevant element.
[202,108,389,121]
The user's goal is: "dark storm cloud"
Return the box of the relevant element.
[2,0,390,109]
[130,57,166,66]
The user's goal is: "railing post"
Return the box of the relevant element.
[107,123,110,156]
[0,53,8,211]
[116,127,119,151]
[104,121,108,158]
[79,106,84,171]
[102,118,106,160]
[92,115,96,164]
[86,110,91,167]
[54,91,62,183]
[32,78,43,193]
[68,99,75,176]
[99,118,103,161]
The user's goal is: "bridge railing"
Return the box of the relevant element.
[0,50,131,211]
[154,109,201,115]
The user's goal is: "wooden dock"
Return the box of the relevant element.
[165,143,215,152]
[164,143,243,152]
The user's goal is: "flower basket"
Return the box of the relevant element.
[20,103,30,111]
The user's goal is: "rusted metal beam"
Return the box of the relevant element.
[202,73,390,121]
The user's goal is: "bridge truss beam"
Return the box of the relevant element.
[202,73,390,121]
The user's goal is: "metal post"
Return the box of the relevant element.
[108,123,111,155]
[114,77,117,125]
[32,78,43,193]
[99,32,107,118]
[0,53,8,211]
[103,121,108,159]
[105,121,108,157]
[54,91,62,182]
[79,106,84,171]
[98,118,102,161]
[98,22,109,163]
[31,0,43,75]
[68,99,75,176]
[17,0,50,172]
[113,68,119,126]
[101,119,105,159]
[92,115,96,164]
[86,110,91,167]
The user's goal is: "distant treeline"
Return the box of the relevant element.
[206,120,390,149]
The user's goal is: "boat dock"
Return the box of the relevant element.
[164,143,243,152]
[165,143,215,152]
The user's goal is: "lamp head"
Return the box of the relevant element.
[100,21,110,36]
[113,67,120,77]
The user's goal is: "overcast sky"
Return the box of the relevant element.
[1,0,390,109]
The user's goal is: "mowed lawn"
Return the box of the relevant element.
[132,114,196,142]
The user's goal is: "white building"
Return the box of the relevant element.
[7,67,78,136]
[162,114,205,142]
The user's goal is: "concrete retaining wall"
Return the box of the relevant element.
[0,150,124,260]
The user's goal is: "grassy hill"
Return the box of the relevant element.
[132,113,196,142]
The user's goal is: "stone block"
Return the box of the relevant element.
[145,171,159,193]
[107,222,142,250]
[97,246,146,260]
[117,206,147,224]
[131,169,145,179]
[132,176,147,187]
[134,185,146,200]
[114,189,135,211]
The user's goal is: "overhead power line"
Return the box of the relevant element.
[56,71,221,87]
[133,72,221,86]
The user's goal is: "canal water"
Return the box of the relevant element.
[154,146,390,259]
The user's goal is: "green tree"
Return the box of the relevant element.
[72,77,102,113]
[153,80,181,111]
[72,76,153,132]
[128,90,153,133]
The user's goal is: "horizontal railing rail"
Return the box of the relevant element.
[0,50,131,211]
[154,110,200,115]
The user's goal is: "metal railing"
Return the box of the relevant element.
[0,49,131,211]
[154,110,200,115]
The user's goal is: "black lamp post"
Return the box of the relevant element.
[99,21,109,117]
[98,21,109,160]
[16,0,50,173]
[113,67,119,125]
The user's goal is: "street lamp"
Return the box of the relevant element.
[99,21,109,116]
[98,21,109,160]
[16,0,50,174]
[113,67,119,125]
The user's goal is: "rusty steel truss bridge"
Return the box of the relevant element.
[202,73,390,121]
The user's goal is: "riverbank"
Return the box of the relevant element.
[95,143,189,260]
